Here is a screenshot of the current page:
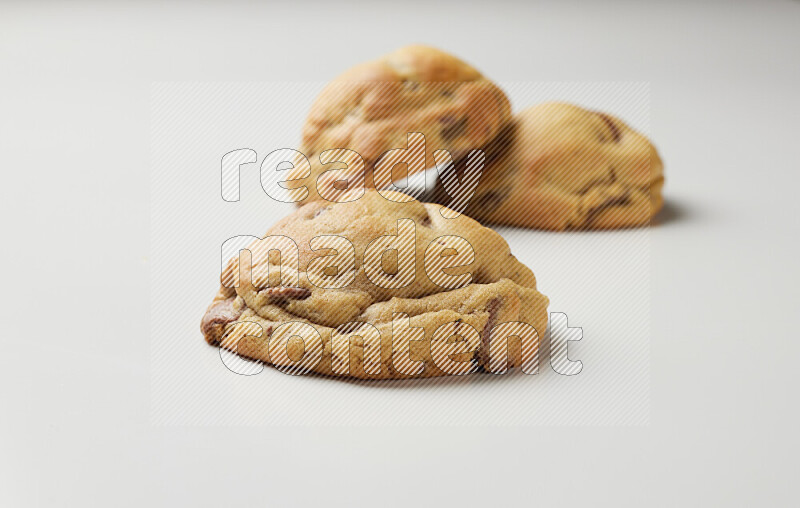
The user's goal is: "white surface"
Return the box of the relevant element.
[2,0,799,506]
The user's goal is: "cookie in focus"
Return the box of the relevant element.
[201,190,548,379]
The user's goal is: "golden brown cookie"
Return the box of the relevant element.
[285,45,512,205]
[466,102,664,230]
[201,190,548,379]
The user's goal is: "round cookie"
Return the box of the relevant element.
[285,45,512,204]
[467,102,665,230]
[201,190,548,380]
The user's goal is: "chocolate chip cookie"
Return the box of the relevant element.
[466,101,665,230]
[201,190,548,379]
[285,45,512,204]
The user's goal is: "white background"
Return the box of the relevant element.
[2,0,799,506]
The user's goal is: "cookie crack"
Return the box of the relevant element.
[595,112,622,143]
[582,191,632,227]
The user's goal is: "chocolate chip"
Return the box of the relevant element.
[201,298,243,345]
[439,115,468,142]
[261,286,312,303]
[596,113,622,143]
[584,192,632,226]
[577,168,618,195]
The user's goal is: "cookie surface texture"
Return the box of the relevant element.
[201,190,548,379]
[286,45,512,205]
[468,101,664,230]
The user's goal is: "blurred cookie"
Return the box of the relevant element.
[201,190,548,379]
[285,45,511,204]
[467,102,664,230]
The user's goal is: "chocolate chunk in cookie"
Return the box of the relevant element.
[201,297,243,345]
